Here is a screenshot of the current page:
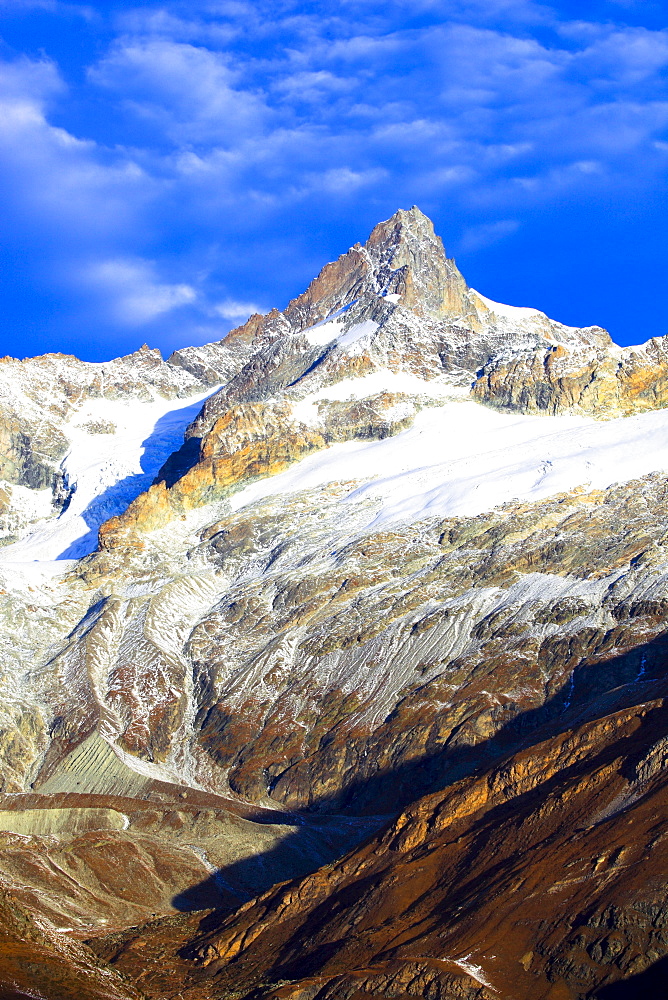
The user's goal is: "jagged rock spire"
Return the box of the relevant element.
[365,206,473,321]
[283,206,473,331]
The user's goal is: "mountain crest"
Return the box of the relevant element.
[365,205,472,320]
[283,206,472,331]
[97,208,668,553]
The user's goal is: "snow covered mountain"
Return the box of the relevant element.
[0,208,667,999]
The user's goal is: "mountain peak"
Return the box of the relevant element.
[282,206,470,331]
[0,207,667,1000]
[366,204,437,249]
[365,205,470,320]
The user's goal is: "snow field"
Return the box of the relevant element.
[303,316,378,348]
[290,369,467,425]
[0,387,216,563]
[231,399,668,528]
[4,372,668,571]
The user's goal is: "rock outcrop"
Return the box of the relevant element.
[167,696,668,1000]
[473,330,668,418]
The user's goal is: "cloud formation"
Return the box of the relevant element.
[84,258,196,325]
[0,0,666,356]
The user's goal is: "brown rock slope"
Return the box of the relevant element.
[77,472,668,817]
[93,691,668,1000]
[0,882,143,1000]
[0,783,377,998]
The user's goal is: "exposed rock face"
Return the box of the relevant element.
[165,696,668,1000]
[473,331,668,418]
[66,472,668,815]
[98,392,422,551]
[1,207,668,997]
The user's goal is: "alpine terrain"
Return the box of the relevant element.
[0,207,666,999]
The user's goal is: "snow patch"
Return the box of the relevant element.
[0,482,53,539]
[336,319,378,348]
[231,399,668,528]
[451,956,495,990]
[302,314,378,349]
[303,316,345,346]
[471,289,544,321]
[0,387,217,563]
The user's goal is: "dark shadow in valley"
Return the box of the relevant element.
[57,397,210,560]
[262,703,668,987]
[313,629,668,817]
[171,630,668,934]
[5,595,664,1000]
[593,955,668,997]
[171,810,382,914]
[172,833,297,913]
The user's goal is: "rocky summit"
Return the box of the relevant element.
[0,207,665,999]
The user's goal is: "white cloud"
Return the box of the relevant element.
[309,166,388,195]
[0,53,63,102]
[68,11,668,222]
[458,219,520,251]
[0,55,153,242]
[83,259,196,325]
[89,38,270,144]
[0,1,95,15]
[273,70,356,103]
[564,26,668,88]
[212,299,261,320]
[418,165,476,191]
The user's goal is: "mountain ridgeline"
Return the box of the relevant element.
[0,208,665,999]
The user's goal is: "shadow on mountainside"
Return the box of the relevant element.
[313,628,668,816]
[172,810,383,913]
[57,399,205,559]
[171,834,301,912]
[171,630,668,922]
[594,956,668,997]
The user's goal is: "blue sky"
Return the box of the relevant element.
[0,0,667,360]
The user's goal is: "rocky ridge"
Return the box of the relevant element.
[0,208,666,997]
[99,208,617,550]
